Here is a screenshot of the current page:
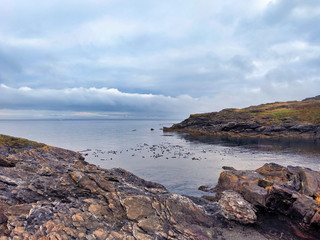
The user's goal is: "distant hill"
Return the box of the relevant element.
[164,96,320,140]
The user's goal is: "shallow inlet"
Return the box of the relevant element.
[0,119,319,196]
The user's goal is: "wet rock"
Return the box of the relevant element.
[198,185,212,192]
[218,190,257,224]
[222,166,237,171]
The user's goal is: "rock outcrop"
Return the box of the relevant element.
[164,96,320,140]
[0,134,271,240]
[210,163,320,229]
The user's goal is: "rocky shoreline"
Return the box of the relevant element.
[164,96,320,140]
[0,134,272,240]
[163,117,320,140]
[0,134,319,239]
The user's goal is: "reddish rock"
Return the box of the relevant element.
[256,163,288,183]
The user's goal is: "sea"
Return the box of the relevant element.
[0,119,319,196]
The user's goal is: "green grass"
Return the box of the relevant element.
[234,98,320,125]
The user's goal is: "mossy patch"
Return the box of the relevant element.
[237,98,320,125]
[0,134,45,151]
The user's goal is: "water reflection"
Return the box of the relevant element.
[176,133,320,156]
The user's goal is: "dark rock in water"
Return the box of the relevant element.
[198,185,212,192]
[0,134,270,239]
[222,166,237,171]
[150,128,154,131]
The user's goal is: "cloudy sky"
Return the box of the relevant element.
[0,0,319,119]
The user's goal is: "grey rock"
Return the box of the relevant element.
[219,190,257,224]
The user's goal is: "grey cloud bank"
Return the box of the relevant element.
[0,0,319,119]
[0,84,204,119]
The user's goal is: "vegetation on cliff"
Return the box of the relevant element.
[237,95,320,125]
[164,95,320,139]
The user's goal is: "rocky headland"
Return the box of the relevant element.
[164,96,320,140]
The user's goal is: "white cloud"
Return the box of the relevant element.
[270,41,320,60]
[0,34,50,49]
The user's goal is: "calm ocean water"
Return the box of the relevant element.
[0,119,319,196]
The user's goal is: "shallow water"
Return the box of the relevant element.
[0,119,319,196]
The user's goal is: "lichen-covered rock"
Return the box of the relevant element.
[218,191,257,224]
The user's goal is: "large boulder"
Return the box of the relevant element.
[218,190,257,224]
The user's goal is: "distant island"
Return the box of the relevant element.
[164,95,320,140]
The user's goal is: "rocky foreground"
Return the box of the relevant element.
[0,134,273,240]
[164,96,320,140]
[201,163,320,239]
[1,134,320,240]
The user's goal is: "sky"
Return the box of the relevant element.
[0,0,319,119]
